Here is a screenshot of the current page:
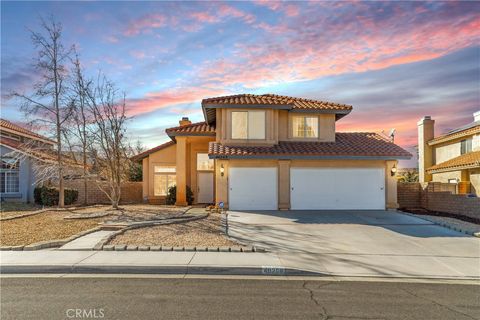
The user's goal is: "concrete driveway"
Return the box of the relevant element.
[227,210,480,279]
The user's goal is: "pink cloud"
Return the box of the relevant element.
[124,13,167,36]
[127,87,228,116]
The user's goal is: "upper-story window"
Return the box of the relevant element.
[292,116,318,138]
[231,111,265,140]
[460,138,472,155]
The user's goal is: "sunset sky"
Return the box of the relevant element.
[1,1,479,167]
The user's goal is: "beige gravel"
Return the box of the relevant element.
[0,211,104,246]
[109,214,240,247]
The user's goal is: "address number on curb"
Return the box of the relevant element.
[262,266,285,275]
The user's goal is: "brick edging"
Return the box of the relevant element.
[0,209,50,221]
[0,204,108,221]
[398,210,480,238]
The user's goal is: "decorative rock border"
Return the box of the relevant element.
[399,210,480,237]
[98,244,262,252]
[0,226,103,251]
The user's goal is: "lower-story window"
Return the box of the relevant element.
[1,158,20,193]
[153,166,176,196]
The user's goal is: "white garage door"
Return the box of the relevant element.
[229,167,277,210]
[291,168,385,210]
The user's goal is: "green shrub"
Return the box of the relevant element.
[34,187,43,204]
[33,186,79,206]
[165,185,194,205]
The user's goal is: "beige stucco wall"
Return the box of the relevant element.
[214,158,396,210]
[469,169,480,195]
[472,133,480,151]
[215,108,336,146]
[434,141,461,164]
[432,171,462,183]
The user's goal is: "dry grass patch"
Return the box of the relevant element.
[0,211,104,246]
[109,214,239,247]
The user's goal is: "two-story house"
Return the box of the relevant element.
[418,111,480,195]
[0,119,57,202]
[135,94,411,210]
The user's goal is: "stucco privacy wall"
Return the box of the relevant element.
[64,180,143,205]
[397,182,480,219]
[215,159,398,209]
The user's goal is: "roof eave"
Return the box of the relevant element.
[208,154,411,160]
[427,163,480,174]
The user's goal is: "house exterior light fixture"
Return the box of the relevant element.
[391,164,397,176]
[220,164,225,177]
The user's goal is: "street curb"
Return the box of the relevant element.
[397,210,480,237]
[0,265,319,276]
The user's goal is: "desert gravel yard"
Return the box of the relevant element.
[0,211,104,246]
[109,214,240,247]
[0,203,43,219]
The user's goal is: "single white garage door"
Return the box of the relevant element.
[290,168,385,210]
[229,167,277,210]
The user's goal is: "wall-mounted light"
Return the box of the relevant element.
[220,164,225,177]
[390,164,397,177]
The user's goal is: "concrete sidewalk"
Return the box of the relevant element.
[1,250,479,279]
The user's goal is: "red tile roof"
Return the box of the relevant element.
[0,118,56,144]
[131,141,176,161]
[428,124,479,146]
[0,136,79,165]
[202,94,352,111]
[165,121,215,137]
[209,133,412,159]
[427,151,480,173]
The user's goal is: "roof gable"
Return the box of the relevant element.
[202,94,352,124]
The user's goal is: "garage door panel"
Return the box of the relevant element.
[291,168,385,210]
[229,167,277,210]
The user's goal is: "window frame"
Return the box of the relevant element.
[153,166,176,196]
[292,115,319,138]
[231,110,266,140]
[460,138,472,155]
[0,157,20,194]
[196,153,214,171]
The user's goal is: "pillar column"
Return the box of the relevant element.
[386,160,399,209]
[175,136,188,206]
[278,160,291,210]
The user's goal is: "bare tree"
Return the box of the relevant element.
[66,47,93,205]
[12,16,72,207]
[87,75,131,209]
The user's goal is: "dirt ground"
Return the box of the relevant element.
[109,214,240,247]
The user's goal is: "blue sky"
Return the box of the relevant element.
[1,1,479,167]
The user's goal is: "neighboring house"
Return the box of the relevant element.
[418,111,480,195]
[0,119,56,202]
[135,94,411,210]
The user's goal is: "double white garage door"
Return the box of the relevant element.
[229,167,385,210]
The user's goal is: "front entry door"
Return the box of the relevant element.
[197,172,214,203]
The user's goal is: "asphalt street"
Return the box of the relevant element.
[1,277,479,320]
